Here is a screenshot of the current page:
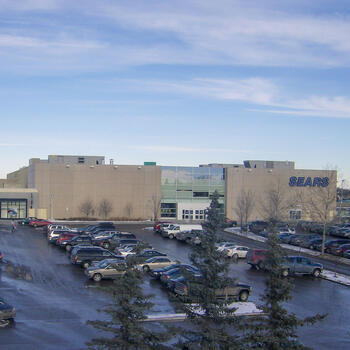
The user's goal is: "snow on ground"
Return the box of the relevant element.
[145,302,263,322]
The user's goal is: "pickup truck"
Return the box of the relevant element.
[174,280,252,302]
[280,256,323,277]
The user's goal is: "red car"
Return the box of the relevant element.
[56,232,78,247]
[246,249,267,269]
[29,219,53,228]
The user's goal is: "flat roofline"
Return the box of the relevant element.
[0,188,38,193]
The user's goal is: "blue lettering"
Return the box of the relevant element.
[289,176,297,187]
[313,177,322,187]
[297,177,305,187]
[304,177,312,187]
[321,177,329,187]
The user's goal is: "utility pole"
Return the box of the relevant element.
[50,194,54,220]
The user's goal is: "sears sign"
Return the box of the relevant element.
[289,176,329,187]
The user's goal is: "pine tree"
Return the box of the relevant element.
[239,219,325,349]
[177,190,242,350]
[86,254,171,350]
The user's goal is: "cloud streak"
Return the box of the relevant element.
[0,0,349,72]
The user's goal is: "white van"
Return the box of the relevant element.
[161,224,203,239]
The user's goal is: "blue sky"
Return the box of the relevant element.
[0,0,350,187]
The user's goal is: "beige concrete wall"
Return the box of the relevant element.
[225,168,337,222]
[30,163,162,220]
[6,167,28,188]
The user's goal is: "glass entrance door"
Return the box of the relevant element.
[0,199,27,219]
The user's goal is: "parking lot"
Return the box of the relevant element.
[0,222,350,349]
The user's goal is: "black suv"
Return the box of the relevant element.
[70,247,119,268]
[94,233,137,249]
[65,235,93,252]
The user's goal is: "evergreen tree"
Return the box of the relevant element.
[87,253,171,350]
[238,220,325,349]
[177,190,242,350]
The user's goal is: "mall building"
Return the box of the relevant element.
[0,155,337,222]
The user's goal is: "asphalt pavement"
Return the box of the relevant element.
[0,222,349,350]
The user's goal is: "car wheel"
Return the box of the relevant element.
[103,243,110,249]
[313,269,321,278]
[232,253,239,261]
[143,265,150,272]
[282,269,289,277]
[257,261,265,270]
[185,238,192,244]
[168,234,174,239]
[83,261,90,269]
[93,273,102,282]
[239,290,249,302]
[33,224,37,228]
[66,245,71,251]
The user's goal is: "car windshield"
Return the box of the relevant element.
[99,261,110,268]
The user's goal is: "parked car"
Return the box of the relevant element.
[29,219,52,228]
[85,258,126,282]
[165,269,202,291]
[176,229,203,244]
[138,256,177,272]
[18,217,37,225]
[0,298,16,322]
[278,233,295,244]
[56,232,78,247]
[280,256,323,277]
[174,281,252,302]
[71,247,120,268]
[246,249,267,269]
[224,245,249,259]
[289,234,319,247]
[148,263,182,279]
[94,233,137,250]
[160,265,200,288]
[300,238,322,250]
[315,239,350,253]
[161,224,202,239]
[330,244,350,256]
[47,230,73,243]
[153,222,172,233]
[250,221,269,234]
[128,249,167,264]
[65,235,93,252]
[343,250,350,259]
[215,242,237,252]
[331,228,350,238]
[90,230,120,240]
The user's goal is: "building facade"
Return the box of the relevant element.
[0,155,337,222]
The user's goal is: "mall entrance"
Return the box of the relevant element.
[0,199,27,219]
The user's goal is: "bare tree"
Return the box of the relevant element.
[124,203,133,219]
[234,190,255,232]
[79,199,95,218]
[98,199,113,219]
[304,170,337,255]
[151,194,161,221]
[259,181,292,222]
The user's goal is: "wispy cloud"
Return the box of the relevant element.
[134,77,350,119]
[0,0,349,71]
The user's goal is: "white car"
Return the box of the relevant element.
[216,242,237,252]
[224,245,249,259]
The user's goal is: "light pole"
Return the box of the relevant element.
[50,195,54,220]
